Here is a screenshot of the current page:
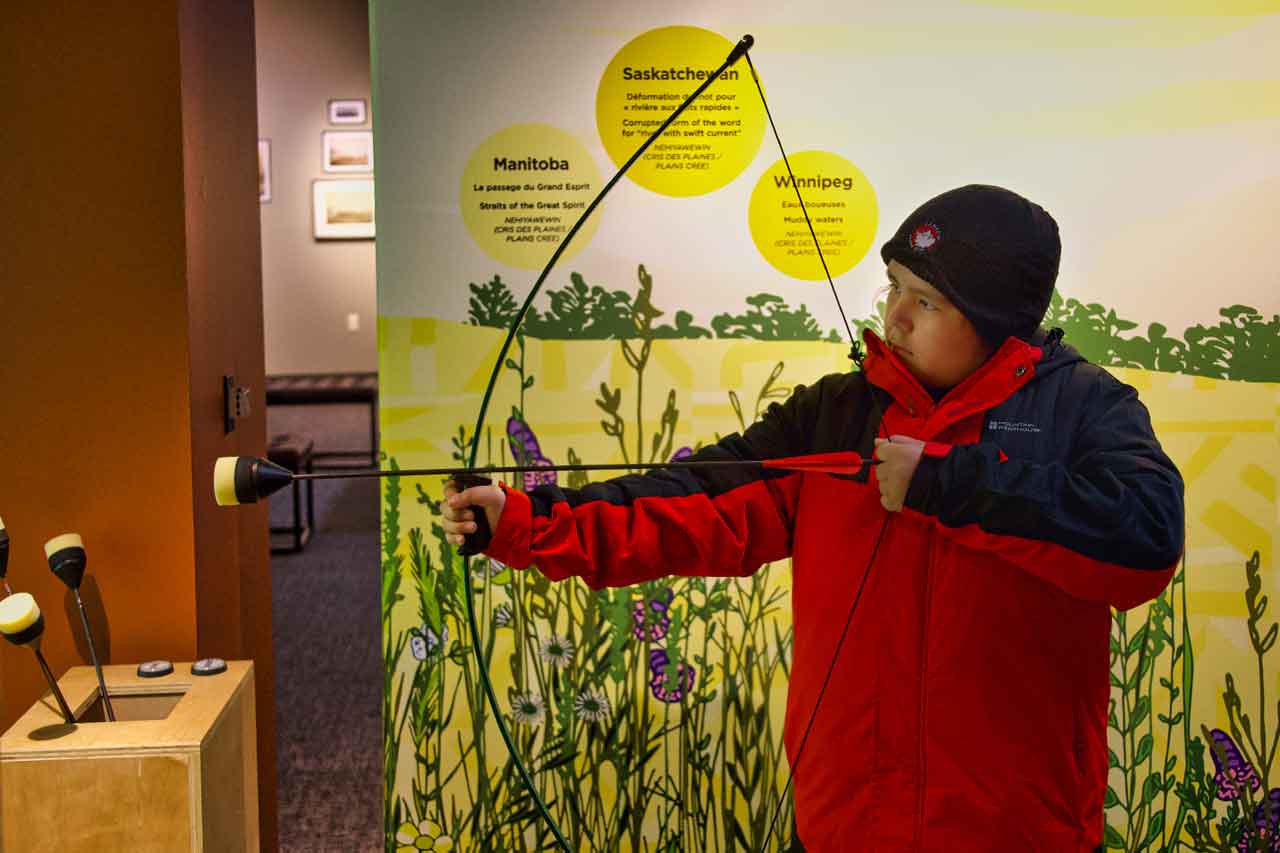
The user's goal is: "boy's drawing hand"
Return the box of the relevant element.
[443,480,506,547]
[873,435,926,512]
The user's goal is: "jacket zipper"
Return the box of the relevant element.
[915,522,936,849]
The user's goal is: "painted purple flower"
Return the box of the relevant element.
[632,588,674,641]
[1208,728,1262,801]
[670,447,693,462]
[648,648,695,703]
[1238,788,1280,853]
[506,416,555,491]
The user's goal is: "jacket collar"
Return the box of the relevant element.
[861,329,1042,432]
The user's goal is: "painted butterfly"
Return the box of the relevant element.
[632,587,674,642]
[410,624,447,661]
[648,647,696,704]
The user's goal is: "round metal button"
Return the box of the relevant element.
[192,658,228,676]
[137,660,174,678]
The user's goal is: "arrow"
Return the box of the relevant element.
[212,451,877,507]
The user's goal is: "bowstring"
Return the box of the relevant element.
[743,52,892,853]
[742,54,858,362]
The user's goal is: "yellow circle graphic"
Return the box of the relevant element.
[747,151,878,281]
[460,124,603,271]
[596,26,765,197]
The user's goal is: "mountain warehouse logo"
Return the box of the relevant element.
[988,420,1042,433]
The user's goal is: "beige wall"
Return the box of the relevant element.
[256,0,377,375]
[0,2,277,848]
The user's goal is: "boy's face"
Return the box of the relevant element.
[883,260,994,390]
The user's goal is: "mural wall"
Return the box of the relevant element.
[371,3,1279,850]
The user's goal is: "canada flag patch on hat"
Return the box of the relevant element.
[910,223,941,253]
[911,222,942,252]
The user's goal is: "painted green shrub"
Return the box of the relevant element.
[466,269,1279,382]
[1042,293,1280,382]
[465,268,847,343]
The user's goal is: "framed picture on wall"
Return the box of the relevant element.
[257,139,272,203]
[312,179,375,240]
[327,98,367,125]
[322,130,374,173]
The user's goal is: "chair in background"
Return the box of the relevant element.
[267,433,315,554]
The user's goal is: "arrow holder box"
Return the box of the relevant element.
[1,661,258,852]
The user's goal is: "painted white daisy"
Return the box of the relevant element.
[574,689,610,723]
[510,692,546,726]
[538,635,574,668]
[493,603,513,629]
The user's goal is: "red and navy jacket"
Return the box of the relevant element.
[483,328,1184,852]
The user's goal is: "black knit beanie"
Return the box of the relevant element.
[879,185,1061,347]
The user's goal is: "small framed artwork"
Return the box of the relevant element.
[257,139,272,202]
[322,130,373,173]
[327,98,367,125]
[312,179,375,240]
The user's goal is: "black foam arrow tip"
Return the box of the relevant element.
[45,535,87,591]
[242,456,293,503]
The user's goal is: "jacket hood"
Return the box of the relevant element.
[1026,326,1084,380]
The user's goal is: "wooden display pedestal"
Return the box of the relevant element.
[0,661,258,852]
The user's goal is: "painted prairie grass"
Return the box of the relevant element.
[1107,551,1278,852]
[380,267,1276,850]
[383,279,802,849]
[382,475,796,851]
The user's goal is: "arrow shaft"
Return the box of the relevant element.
[292,456,876,482]
[294,459,755,481]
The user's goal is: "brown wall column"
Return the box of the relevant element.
[1,2,277,849]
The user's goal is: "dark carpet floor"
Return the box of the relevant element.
[267,404,381,853]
